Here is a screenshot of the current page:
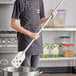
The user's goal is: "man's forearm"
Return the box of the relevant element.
[11,18,40,39]
[40,10,57,24]
[40,18,48,24]
[11,18,32,36]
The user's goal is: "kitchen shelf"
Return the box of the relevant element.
[41,26,76,62]
[0,51,17,53]
[42,27,76,31]
[40,57,76,61]
[0,45,17,47]
[0,1,14,4]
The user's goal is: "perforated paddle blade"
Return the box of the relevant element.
[11,52,25,68]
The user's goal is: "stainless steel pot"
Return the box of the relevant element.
[2,67,42,76]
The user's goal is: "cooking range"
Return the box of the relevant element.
[0,30,18,53]
[0,30,18,71]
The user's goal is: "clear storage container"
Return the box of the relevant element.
[61,44,74,57]
[49,44,60,58]
[45,9,66,28]
[40,44,50,58]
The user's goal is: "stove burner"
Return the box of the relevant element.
[0,31,18,53]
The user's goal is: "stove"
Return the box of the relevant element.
[0,31,18,53]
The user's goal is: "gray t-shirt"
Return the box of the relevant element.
[11,0,44,55]
[12,0,45,19]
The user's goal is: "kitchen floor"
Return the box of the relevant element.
[41,74,76,76]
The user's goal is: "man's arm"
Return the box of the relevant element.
[11,0,40,40]
[40,10,57,24]
[11,18,40,40]
[40,18,48,24]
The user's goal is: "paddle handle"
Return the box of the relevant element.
[24,1,63,53]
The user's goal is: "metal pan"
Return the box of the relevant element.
[2,66,43,76]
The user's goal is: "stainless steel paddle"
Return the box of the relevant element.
[11,1,63,68]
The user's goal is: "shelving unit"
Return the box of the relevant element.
[0,2,14,4]
[42,27,76,31]
[40,27,76,62]
[42,0,76,69]
[40,57,76,61]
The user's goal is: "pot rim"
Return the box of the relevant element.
[2,67,39,73]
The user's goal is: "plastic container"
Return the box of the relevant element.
[49,44,60,58]
[45,9,66,28]
[54,10,66,28]
[40,44,50,58]
[61,44,74,57]
[59,36,70,44]
[50,48,59,58]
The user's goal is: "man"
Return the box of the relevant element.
[11,0,57,67]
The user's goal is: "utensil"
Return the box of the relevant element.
[2,66,43,76]
[11,1,63,68]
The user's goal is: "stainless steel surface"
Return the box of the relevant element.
[2,67,41,76]
[0,53,17,69]
[0,31,18,71]
[0,31,18,53]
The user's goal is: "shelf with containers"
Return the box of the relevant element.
[40,30,76,61]
[40,56,76,61]
[42,27,76,31]
[40,9,76,61]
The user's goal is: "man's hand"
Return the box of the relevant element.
[29,32,40,40]
[40,10,57,24]
[51,10,57,19]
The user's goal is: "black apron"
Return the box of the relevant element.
[17,0,43,55]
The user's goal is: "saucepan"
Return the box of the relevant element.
[1,66,43,76]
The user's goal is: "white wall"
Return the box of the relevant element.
[43,0,76,26]
[0,4,14,30]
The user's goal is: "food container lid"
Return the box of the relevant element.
[59,36,70,38]
[57,9,66,11]
[57,9,66,13]
[61,43,74,46]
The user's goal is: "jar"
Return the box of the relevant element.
[40,44,50,58]
[54,10,66,28]
[49,44,60,58]
[59,36,70,44]
[61,44,74,57]
[50,48,59,58]
[45,9,66,28]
